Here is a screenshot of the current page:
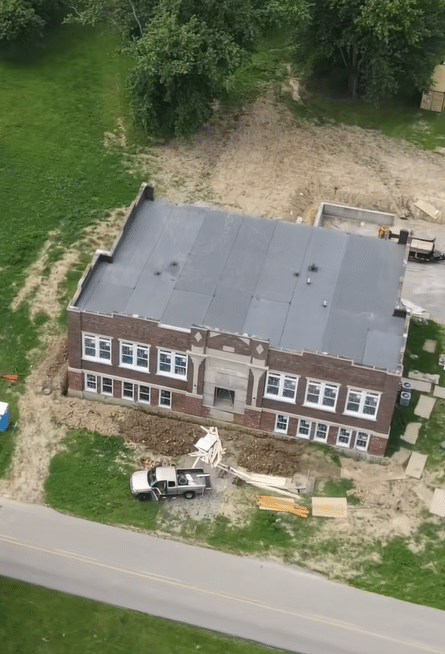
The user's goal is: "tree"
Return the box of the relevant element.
[295,0,445,102]
[67,0,309,136]
[0,0,67,42]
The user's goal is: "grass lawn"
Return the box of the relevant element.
[0,576,291,654]
[0,23,143,475]
[45,430,159,530]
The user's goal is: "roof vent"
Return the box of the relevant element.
[154,271,161,276]
[307,277,311,285]
[393,308,407,318]
[308,263,319,272]
[323,300,327,307]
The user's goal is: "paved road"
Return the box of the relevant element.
[0,499,444,654]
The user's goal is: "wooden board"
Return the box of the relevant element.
[405,452,428,479]
[429,489,445,517]
[255,495,309,517]
[312,497,348,519]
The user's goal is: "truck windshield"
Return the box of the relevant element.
[148,470,156,486]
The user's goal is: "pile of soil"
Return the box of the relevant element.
[122,414,201,456]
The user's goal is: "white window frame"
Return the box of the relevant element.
[82,333,112,364]
[122,381,135,400]
[119,341,150,372]
[355,431,370,452]
[274,414,289,434]
[297,419,311,439]
[101,377,113,396]
[337,428,352,448]
[85,373,97,391]
[304,380,339,412]
[138,385,150,403]
[159,389,172,408]
[344,388,381,420]
[313,422,329,442]
[157,349,188,379]
[264,372,298,403]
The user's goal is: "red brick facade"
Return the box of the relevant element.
[67,310,401,457]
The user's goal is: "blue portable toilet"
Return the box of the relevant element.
[0,402,11,431]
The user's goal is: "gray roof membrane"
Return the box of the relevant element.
[75,199,406,370]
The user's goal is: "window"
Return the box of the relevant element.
[264,372,298,402]
[297,419,311,439]
[159,389,171,408]
[337,428,352,447]
[86,374,97,391]
[120,341,149,371]
[305,380,339,410]
[122,382,134,399]
[314,422,329,442]
[355,431,370,451]
[102,377,113,395]
[139,385,150,403]
[82,334,112,363]
[345,389,380,419]
[275,414,289,434]
[158,349,188,379]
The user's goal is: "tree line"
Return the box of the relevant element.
[2,0,445,136]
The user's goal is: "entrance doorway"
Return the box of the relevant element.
[214,387,235,410]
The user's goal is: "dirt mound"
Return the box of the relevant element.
[122,414,201,456]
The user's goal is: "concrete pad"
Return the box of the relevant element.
[433,385,445,399]
[405,452,428,479]
[414,395,436,418]
[401,423,422,445]
[423,339,437,353]
[405,379,432,393]
[390,447,412,466]
[429,489,445,517]
[409,371,440,384]
[312,497,348,518]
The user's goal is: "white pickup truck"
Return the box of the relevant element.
[130,465,212,501]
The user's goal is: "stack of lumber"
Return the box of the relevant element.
[255,495,309,518]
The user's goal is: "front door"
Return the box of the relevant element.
[214,387,235,410]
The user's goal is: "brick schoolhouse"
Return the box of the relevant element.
[67,184,410,457]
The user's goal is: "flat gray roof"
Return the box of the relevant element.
[74,199,407,370]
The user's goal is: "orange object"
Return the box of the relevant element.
[255,495,309,518]
[1,374,19,382]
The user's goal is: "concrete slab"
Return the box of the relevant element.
[404,379,432,393]
[401,423,422,445]
[312,497,348,518]
[405,452,428,479]
[409,371,440,384]
[390,447,412,466]
[433,385,445,399]
[423,339,437,353]
[414,395,436,418]
[429,489,445,517]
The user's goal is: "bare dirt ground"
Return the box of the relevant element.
[4,90,445,576]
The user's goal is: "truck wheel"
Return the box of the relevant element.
[138,493,151,501]
[184,491,195,500]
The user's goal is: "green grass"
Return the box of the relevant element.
[45,430,159,530]
[0,22,141,392]
[403,319,445,384]
[0,576,292,654]
[354,537,445,610]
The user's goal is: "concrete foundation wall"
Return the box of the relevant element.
[314,202,395,227]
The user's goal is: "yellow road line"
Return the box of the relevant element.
[0,535,443,654]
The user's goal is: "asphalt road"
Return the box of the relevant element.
[0,499,444,654]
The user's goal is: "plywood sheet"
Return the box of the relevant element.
[429,489,445,517]
[405,452,428,479]
[312,497,348,518]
